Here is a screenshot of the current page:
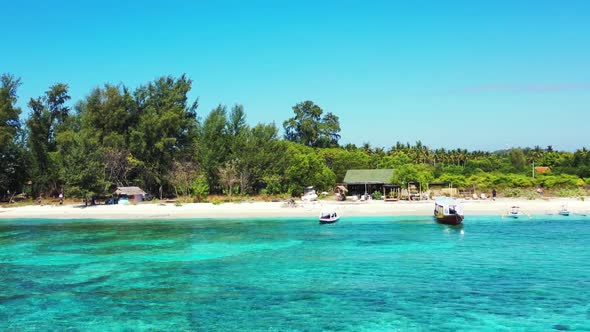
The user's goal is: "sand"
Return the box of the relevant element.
[1,197,589,220]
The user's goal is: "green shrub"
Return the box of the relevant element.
[524,190,538,200]
[174,200,182,207]
[190,175,209,202]
[371,191,383,200]
[262,175,284,195]
[178,196,194,204]
[555,188,586,197]
[503,188,521,197]
[538,174,582,189]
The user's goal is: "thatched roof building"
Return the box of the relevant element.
[114,186,146,196]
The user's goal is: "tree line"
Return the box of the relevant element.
[1,73,589,201]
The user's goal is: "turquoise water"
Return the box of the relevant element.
[1,216,589,331]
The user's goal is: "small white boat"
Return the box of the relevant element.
[506,206,522,219]
[558,205,571,216]
[302,187,318,202]
[319,211,339,224]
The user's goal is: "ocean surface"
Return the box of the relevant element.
[0,215,589,331]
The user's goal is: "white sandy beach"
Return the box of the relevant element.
[1,197,589,220]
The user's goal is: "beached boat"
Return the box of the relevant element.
[558,205,571,216]
[506,206,522,218]
[302,186,318,202]
[433,197,464,225]
[319,211,339,224]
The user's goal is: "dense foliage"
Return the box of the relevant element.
[1,73,588,201]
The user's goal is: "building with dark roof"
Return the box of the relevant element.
[343,169,394,196]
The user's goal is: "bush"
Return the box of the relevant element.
[503,188,521,197]
[371,191,383,200]
[524,190,538,200]
[555,188,586,197]
[538,174,582,189]
[262,175,283,195]
[190,175,209,202]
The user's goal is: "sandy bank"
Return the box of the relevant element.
[1,198,589,220]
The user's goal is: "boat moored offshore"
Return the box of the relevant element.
[434,197,464,225]
[319,210,340,224]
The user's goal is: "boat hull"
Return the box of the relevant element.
[319,217,339,224]
[435,214,464,225]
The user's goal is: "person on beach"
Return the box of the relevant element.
[492,189,497,200]
[59,192,64,205]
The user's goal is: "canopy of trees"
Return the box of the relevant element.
[1,73,588,202]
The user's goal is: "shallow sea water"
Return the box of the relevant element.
[1,215,589,331]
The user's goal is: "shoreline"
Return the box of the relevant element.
[1,197,589,220]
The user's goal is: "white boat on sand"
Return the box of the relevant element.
[558,205,571,216]
[504,206,530,219]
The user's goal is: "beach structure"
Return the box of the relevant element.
[428,182,455,198]
[534,166,550,174]
[335,185,348,201]
[383,184,401,201]
[343,169,394,197]
[407,181,422,200]
[114,186,147,202]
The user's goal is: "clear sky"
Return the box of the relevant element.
[2,0,589,151]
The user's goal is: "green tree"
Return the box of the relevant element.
[76,84,138,189]
[129,75,199,196]
[285,143,336,195]
[320,148,370,182]
[283,100,341,148]
[0,74,28,197]
[377,152,412,169]
[190,174,209,202]
[199,105,230,192]
[79,84,136,147]
[55,123,106,198]
[0,74,22,147]
[508,148,527,172]
[237,123,287,194]
[26,83,71,196]
[391,164,434,190]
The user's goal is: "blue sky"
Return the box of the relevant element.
[2,0,589,151]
